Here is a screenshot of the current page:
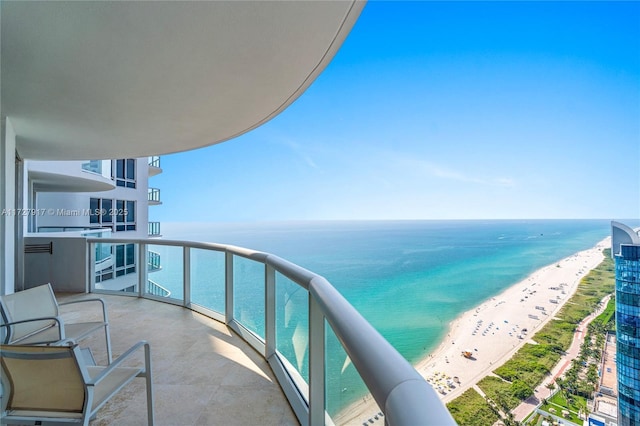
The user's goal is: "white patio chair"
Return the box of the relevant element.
[0,284,112,364]
[0,342,153,425]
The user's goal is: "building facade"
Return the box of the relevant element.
[22,157,162,293]
[612,221,640,426]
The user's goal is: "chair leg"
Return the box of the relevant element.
[104,323,113,364]
[144,343,154,426]
[84,390,95,426]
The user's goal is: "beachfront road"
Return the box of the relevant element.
[511,294,612,421]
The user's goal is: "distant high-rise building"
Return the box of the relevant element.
[611,221,640,426]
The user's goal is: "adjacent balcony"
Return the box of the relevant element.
[28,160,115,193]
[148,188,162,205]
[148,221,161,237]
[148,156,163,177]
[86,237,455,425]
[81,159,112,179]
[146,279,171,297]
[148,250,161,272]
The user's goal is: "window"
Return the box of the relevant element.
[90,198,100,224]
[114,159,136,188]
[114,243,136,276]
[127,200,135,230]
[90,198,136,232]
[82,160,102,174]
[102,199,113,223]
[95,243,136,283]
[115,200,136,232]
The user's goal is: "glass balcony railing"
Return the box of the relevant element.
[148,188,161,204]
[37,226,109,234]
[148,221,161,236]
[148,250,161,272]
[81,160,112,179]
[148,156,162,177]
[86,237,455,426]
[147,279,171,297]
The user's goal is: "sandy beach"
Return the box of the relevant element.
[335,237,610,425]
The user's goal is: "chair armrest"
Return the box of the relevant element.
[0,316,65,344]
[88,341,151,386]
[59,298,109,323]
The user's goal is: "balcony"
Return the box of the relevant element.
[148,156,163,177]
[81,159,112,179]
[148,188,162,205]
[147,279,171,297]
[86,237,455,425]
[148,250,161,272]
[55,292,297,425]
[148,221,161,237]
[28,160,115,193]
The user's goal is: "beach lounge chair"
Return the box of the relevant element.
[0,342,154,425]
[0,283,112,364]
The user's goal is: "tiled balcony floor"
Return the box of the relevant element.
[57,293,298,426]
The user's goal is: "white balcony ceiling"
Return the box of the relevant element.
[1,1,364,160]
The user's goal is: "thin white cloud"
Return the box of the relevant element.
[280,139,319,170]
[386,151,516,188]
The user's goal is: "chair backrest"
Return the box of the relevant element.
[0,284,59,342]
[0,344,86,413]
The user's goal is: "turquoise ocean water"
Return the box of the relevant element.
[150,219,633,414]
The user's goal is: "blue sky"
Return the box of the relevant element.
[153,1,640,222]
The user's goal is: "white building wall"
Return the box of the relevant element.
[137,157,150,237]
[23,236,89,291]
[36,192,96,230]
[1,118,16,295]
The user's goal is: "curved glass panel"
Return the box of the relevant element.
[146,244,184,301]
[326,324,382,425]
[190,248,226,314]
[233,256,265,337]
[275,273,309,384]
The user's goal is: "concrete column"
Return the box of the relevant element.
[1,118,17,295]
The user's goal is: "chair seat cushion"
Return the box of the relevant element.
[87,366,144,410]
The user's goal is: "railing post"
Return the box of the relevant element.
[265,264,276,358]
[225,251,234,324]
[183,246,191,307]
[308,296,325,425]
[138,242,147,297]
[87,241,96,293]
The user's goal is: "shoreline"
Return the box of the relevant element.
[334,236,610,425]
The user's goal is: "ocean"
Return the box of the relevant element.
[149,219,630,415]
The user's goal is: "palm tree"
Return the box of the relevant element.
[545,382,556,398]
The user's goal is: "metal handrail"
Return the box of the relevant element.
[147,279,170,297]
[86,237,455,425]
